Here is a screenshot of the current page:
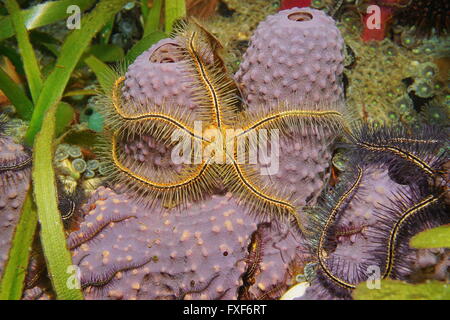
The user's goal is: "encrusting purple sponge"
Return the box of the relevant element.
[69,188,303,300]
[0,134,31,278]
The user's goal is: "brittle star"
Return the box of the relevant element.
[101,22,347,234]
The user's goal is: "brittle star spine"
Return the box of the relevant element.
[355,141,435,176]
[238,110,344,137]
[387,138,440,144]
[0,156,32,171]
[81,257,153,289]
[230,155,294,210]
[69,214,137,250]
[225,150,306,232]
[317,166,363,289]
[382,193,441,279]
[245,230,265,281]
[60,199,76,220]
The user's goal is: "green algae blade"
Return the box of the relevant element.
[126,31,167,64]
[83,44,125,63]
[24,0,130,146]
[0,44,26,76]
[0,67,33,120]
[0,0,96,41]
[140,0,150,21]
[353,280,450,300]
[0,191,38,300]
[410,225,450,249]
[32,103,83,300]
[98,18,115,45]
[143,0,163,36]
[84,55,115,91]
[55,102,75,137]
[5,0,43,104]
[63,89,97,98]
[165,0,186,33]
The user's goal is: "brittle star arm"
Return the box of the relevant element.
[187,31,223,128]
[112,76,208,142]
[316,166,363,290]
[0,155,32,171]
[223,148,307,234]
[236,109,346,138]
[111,132,211,190]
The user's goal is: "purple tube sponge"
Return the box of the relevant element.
[235,8,345,109]
[234,8,346,211]
[121,39,198,109]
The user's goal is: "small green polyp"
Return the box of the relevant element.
[87,159,100,171]
[84,169,96,178]
[55,149,69,161]
[72,158,87,173]
[68,146,82,158]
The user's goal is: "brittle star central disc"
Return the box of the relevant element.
[99,21,347,234]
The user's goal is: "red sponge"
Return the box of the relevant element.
[279,0,312,11]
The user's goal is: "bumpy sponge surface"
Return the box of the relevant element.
[122,38,198,110]
[69,188,302,300]
[0,136,31,278]
[235,7,345,109]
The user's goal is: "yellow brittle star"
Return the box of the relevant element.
[99,21,347,234]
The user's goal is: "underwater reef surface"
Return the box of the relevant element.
[0,2,448,301]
